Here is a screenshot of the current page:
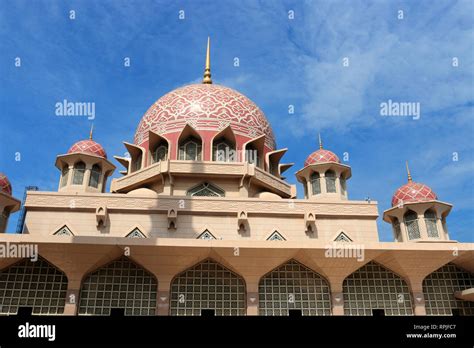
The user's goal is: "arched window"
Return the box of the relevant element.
[310,172,321,195]
[392,217,402,241]
[424,209,439,238]
[89,164,102,188]
[325,170,336,193]
[213,140,234,162]
[72,161,85,185]
[133,153,142,172]
[179,137,202,161]
[340,176,347,195]
[60,166,69,187]
[245,144,259,167]
[187,182,225,197]
[404,210,420,240]
[152,144,168,163]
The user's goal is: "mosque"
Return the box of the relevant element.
[0,39,472,317]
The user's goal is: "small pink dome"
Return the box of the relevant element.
[68,139,107,158]
[304,149,340,167]
[391,182,437,206]
[0,172,12,196]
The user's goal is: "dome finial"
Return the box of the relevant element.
[405,161,412,183]
[318,133,323,149]
[202,37,212,84]
[89,123,94,140]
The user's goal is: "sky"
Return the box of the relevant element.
[0,0,473,241]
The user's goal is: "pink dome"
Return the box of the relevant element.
[134,84,276,150]
[68,139,107,158]
[0,172,12,196]
[304,149,340,166]
[391,182,437,206]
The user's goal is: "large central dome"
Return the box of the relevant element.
[134,84,276,150]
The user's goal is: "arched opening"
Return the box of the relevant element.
[78,256,157,316]
[170,259,246,316]
[404,210,420,240]
[258,259,331,316]
[60,165,69,187]
[310,172,321,195]
[424,209,439,238]
[72,161,86,185]
[213,139,235,162]
[0,256,68,315]
[132,153,142,172]
[152,144,168,163]
[343,261,413,316]
[423,263,474,316]
[89,164,102,189]
[179,137,202,161]
[325,170,336,193]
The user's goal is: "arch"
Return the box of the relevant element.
[0,256,68,315]
[72,161,85,185]
[334,231,352,242]
[78,256,157,316]
[424,209,439,238]
[177,124,203,161]
[266,231,286,241]
[310,172,321,195]
[423,263,474,316]
[187,182,225,197]
[89,164,102,188]
[258,259,331,316]
[148,130,170,164]
[342,261,413,316]
[170,259,246,316]
[243,135,265,168]
[210,126,236,162]
[197,230,216,240]
[404,210,420,240]
[60,165,69,188]
[325,170,336,193]
[125,228,146,238]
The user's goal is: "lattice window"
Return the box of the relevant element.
[89,164,101,189]
[404,211,420,240]
[423,263,474,316]
[54,226,73,236]
[197,230,216,240]
[267,231,286,241]
[179,138,202,161]
[259,259,331,316]
[325,170,336,193]
[170,259,246,316]
[424,210,439,238]
[187,182,225,197]
[78,257,157,316]
[0,257,67,315]
[310,172,321,195]
[334,232,352,242]
[343,261,413,316]
[213,140,234,162]
[126,228,146,238]
[153,145,168,163]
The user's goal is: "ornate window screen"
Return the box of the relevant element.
[187,182,225,197]
[153,144,168,163]
[78,257,157,316]
[259,260,331,316]
[310,172,321,195]
[126,228,146,238]
[72,161,85,185]
[267,231,286,241]
[404,210,420,240]
[170,259,246,316]
[343,261,413,316]
[424,210,439,238]
[325,170,336,193]
[54,225,73,236]
[89,164,101,188]
[0,257,67,315]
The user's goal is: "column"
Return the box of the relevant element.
[63,279,81,316]
[245,277,260,315]
[83,164,92,190]
[407,279,426,316]
[417,213,429,239]
[331,291,344,315]
[156,276,172,316]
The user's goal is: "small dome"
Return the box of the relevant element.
[391,182,437,206]
[68,139,107,158]
[304,149,340,166]
[0,172,12,196]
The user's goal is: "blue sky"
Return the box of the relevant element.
[0,0,472,241]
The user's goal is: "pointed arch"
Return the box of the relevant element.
[197,229,216,240]
[126,228,146,238]
[54,225,74,236]
[333,231,352,242]
[187,182,225,197]
[177,124,203,161]
[78,256,157,316]
[170,258,246,316]
[148,130,170,164]
[266,231,286,241]
[210,125,237,162]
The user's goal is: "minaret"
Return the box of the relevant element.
[202,37,212,84]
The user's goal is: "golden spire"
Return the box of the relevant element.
[405,161,412,183]
[89,124,94,140]
[318,133,323,149]
[202,37,212,84]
